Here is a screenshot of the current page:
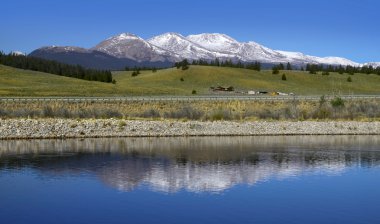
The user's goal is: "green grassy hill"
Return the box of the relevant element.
[0,64,379,96]
[0,65,117,96]
[114,66,380,95]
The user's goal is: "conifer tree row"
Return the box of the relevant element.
[175,59,261,71]
[0,52,113,83]
[304,63,380,75]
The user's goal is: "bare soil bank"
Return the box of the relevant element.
[0,119,379,139]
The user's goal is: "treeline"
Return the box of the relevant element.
[305,64,380,75]
[0,52,113,83]
[125,66,159,72]
[272,62,293,74]
[175,59,262,71]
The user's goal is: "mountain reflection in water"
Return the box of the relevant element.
[1,136,379,193]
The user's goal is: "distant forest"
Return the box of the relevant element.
[0,52,113,83]
[175,59,262,71]
[303,63,380,75]
[174,59,379,76]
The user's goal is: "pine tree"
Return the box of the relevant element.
[286,62,292,70]
[272,66,280,74]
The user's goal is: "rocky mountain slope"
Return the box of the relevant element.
[29,32,377,70]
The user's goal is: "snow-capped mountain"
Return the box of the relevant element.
[160,33,362,65]
[276,50,360,67]
[185,33,286,62]
[92,33,178,62]
[33,46,91,54]
[187,33,241,53]
[148,32,233,60]
[186,33,284,62]
[10,51,26,56]
[363,62,380,68]
[29,32,379,70]
[29,45,172,70]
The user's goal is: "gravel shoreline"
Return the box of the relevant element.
[0,119,379,140]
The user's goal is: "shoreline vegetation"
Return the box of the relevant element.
[1,99,379,140]
[1,98,379,121]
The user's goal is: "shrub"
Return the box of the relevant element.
[347,76,352,82]
[331,97,345,108]
[103,110,123,118]
[141,109,160,118]
[282,74,287,81]
[118,120,127,128]
[131,70,140,77]
[0,108,8,117]
[313,107,331,119]
[42,105,54,117]
[209,109,232,121]
[192,90,197,95]
[309,70,317,74]
[319,95,326,107]
[164,106,204,120]
[180,77,184,82]
[322,71,330,76]
[56,107,71,118]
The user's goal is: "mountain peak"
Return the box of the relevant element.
[160,32,184,37]
[148,32,216,60]
[187,33,240,54]
[109,33,141,41]
[187,33,238,44]
[148,32,187,43]
[10,51,26,56]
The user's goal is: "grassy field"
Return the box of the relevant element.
[1,64,379,96]
[0,65,117,96]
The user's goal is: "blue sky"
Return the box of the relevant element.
[1,0,379,63]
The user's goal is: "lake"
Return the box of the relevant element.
[1,136,380,224]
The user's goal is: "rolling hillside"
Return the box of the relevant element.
[113,66,380,95]
[0,65,379,96]
[0,65,117,96]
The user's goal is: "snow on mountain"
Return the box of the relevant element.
[10,51,26,56]
[276,50,360,66]
[363,62,380,68]
[148,32,234,60]
[34,46,91,54]
[186,33,359,65]
[30,32,372,67]
[92,33,178,62]
[186,33,288,62]
[237,41,286,62]
[316,57,360,67]
[187,33,241,53]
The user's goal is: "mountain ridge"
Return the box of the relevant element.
[28,32,379,70]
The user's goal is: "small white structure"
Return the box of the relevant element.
[248,91,256,95]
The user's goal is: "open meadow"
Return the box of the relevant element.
[1,65,379,96]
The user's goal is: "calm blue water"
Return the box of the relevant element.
[1,136,380,224]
